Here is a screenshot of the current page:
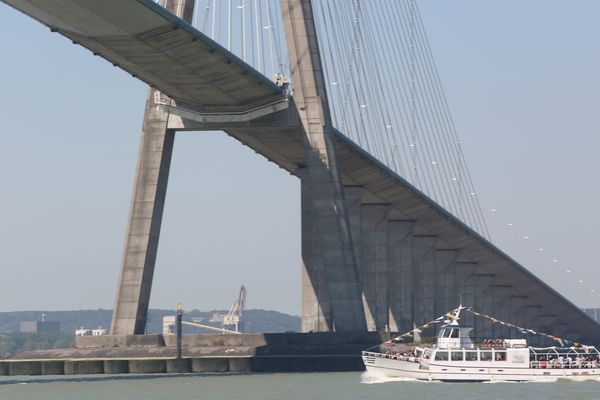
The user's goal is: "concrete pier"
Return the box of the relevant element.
[388,220,414,333]
[282,0,366,332]
[299,167,332,332]
[435,249,459,316]
[0,332,388,376]
[412,235,437,327]
[361,204,390,331]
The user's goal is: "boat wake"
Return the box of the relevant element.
[360,371,421,384]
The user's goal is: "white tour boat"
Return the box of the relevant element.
[362,307,600,382]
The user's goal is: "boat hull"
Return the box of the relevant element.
[362,355,600,382]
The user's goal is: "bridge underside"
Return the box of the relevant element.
[5,0,600,344]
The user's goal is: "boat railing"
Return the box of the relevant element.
[530,360,600,369]
[362,351,421,363]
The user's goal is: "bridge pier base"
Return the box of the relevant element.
[456,262,478,330]
[388,220,415,333]
[361,204,390,331]
[435,249,459,317]
[299,168,332,332]
[412,235,437,327]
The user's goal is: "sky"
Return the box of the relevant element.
[0,1,599,314]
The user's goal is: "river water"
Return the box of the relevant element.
[1,372,599,400]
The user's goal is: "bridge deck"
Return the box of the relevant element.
[3,0,281,106]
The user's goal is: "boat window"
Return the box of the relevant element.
[465,351,478,361]
[434,351,449,361]
[495,351,507,361]
[450,329,459,338]
[480,351,493,361]
[442,329,451,338]
[451,351,464,361]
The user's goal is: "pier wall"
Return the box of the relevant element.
[0,332,387,376]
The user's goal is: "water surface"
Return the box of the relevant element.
[1,372,599,399]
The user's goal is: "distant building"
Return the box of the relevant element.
[209,313,225,323]
[75,326,106,336]
[20,314,60,333]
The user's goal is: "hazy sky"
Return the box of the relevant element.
[0,1,599,314]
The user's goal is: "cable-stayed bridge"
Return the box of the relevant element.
[2,0,598,345]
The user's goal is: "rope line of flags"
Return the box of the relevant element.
[464,307,588,348]
[383,306,590,349]
[388,307,463,343]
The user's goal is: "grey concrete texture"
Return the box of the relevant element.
[103,360,129,374]
[281,0,366,333]
[128,359,167,374]
[8,361,41,376]
[86,331,389,349]
[191,358,229,372]
[41,361,64,375]
[110,0,196,336]
[77,334,165,348]
[64,360,104,375]
[360,204,390,331]
[228,358,252,372]
[299,167,332,333]
[3,0,282,107]
[0,355,365,376]
[166,358,192,373]
[387,220,415,333]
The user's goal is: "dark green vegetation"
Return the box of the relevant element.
[0,332,74,358]
[0,309,301,357]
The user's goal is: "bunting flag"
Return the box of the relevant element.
[393,306,464,341]
[464,307,590,349]
[388,305,589,349]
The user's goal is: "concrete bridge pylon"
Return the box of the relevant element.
[110,0,196,335]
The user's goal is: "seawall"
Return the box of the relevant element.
[0,332,393,376]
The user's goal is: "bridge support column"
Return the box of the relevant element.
[489,285,514,339]
[388,220,414,333]
[361,204,390,331]
[521,304,544,346]
[299,168,331,332]
[435,250,459,317]
[508,295,528,338]
[110,0,195,335]
[470,274,496,340]
[455,262,477,329]
[412,235,437,327]
[282,0,366,331]
[343,186,364,275]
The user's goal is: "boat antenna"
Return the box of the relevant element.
[445,305,463,325]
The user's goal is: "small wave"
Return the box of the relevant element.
[557,376,600,383]
[360,371,420,384]
[483,377,559,384]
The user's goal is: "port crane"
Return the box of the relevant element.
[163,285,247,335]
[223,285,246,333]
